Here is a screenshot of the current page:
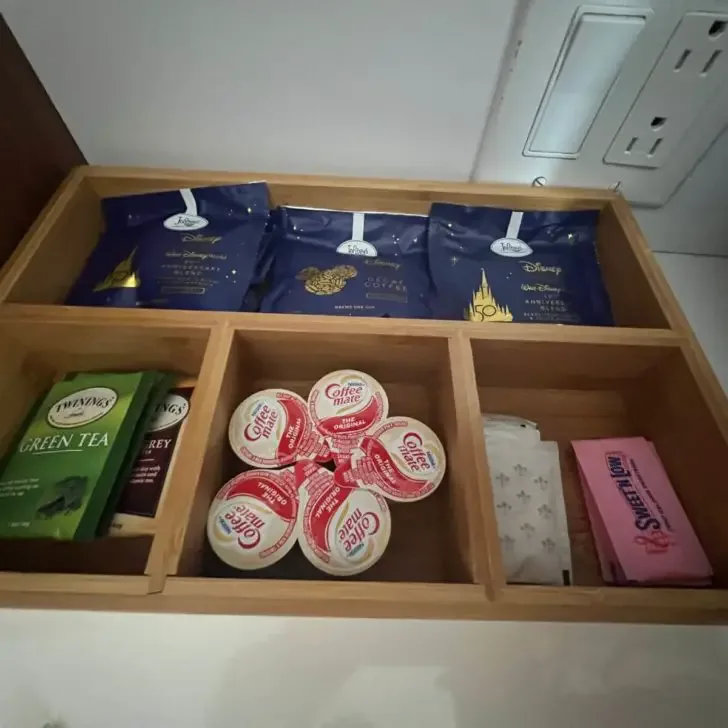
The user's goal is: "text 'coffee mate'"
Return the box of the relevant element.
[308,370,388,456]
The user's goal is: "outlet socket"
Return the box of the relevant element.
[605,11,728,169]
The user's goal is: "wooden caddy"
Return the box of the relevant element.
[0,165,726,624]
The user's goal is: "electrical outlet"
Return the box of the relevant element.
[605,11,728,169]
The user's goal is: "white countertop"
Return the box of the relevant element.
[0,253,726,728]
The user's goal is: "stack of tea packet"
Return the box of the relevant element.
[484,415,572,585]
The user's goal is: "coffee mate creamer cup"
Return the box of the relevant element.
[229,388,329,468]
[207,468,299,570]
[296,460,390,576]
[336,417,446,502]
[307,370,388,454]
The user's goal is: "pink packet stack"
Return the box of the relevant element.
[572,437,712,586]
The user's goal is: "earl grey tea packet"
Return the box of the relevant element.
[111,386,193,535]
[428,204,614,326]
[67,183,271,311]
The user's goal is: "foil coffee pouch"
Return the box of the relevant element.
[428,204,614,326]
[67,183,271,311]
[260,208,432,318]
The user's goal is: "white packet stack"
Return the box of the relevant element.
[483,415,572,586]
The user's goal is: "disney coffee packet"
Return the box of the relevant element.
[428,204,613,326]
[67,183,270,311]
[241,207,281,312]
[259,207,432,318]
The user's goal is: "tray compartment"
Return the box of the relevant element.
[166,326,489,586]
[0,167,672,331]
[630,346,728,587]
[470,335,728,592]
[0,317,211,588]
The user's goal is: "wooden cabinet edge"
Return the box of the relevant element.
[502,584,728,609]
[161,579,489,619]
[0,572,150,596]
[0,581,724,624]
[82,165,619,204]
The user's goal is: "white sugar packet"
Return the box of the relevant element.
[483,417,572,586]
[483,414,541,447]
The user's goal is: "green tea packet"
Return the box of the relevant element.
[0,370,172,540]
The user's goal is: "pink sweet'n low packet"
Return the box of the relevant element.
[572,437,713,587]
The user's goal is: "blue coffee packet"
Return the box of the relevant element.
[241,208,280,312]
[428,204,614,326]
[66,183,270,311]
[260,208,432,318]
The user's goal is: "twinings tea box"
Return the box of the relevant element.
[308,370,388,456]
[0,371,166,540]
[111,387,193,535]
[229,388,329,468]
[296,460,390,576]
[207,469,299,570]
[335,417,446,502]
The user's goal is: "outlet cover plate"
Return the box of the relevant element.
[474,0,728,207]
[605,11,728,169]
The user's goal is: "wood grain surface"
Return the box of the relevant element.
[0,167,725,624]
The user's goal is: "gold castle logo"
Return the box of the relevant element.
[93,248,140,291]
[466,270,513,322]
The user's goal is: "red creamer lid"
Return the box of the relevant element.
[335,417,446,502]
[207,468,299,570]
[307,370,388,454]
[296,460,391,576]
[229,388,329,468]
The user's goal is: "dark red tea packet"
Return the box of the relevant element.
[114,387,193,522]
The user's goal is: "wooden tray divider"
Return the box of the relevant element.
[445,334,504,598]
[146,322,234,588]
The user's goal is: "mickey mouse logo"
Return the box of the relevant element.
[297,265,358,295]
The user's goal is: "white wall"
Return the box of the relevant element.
[1,0,518,180]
